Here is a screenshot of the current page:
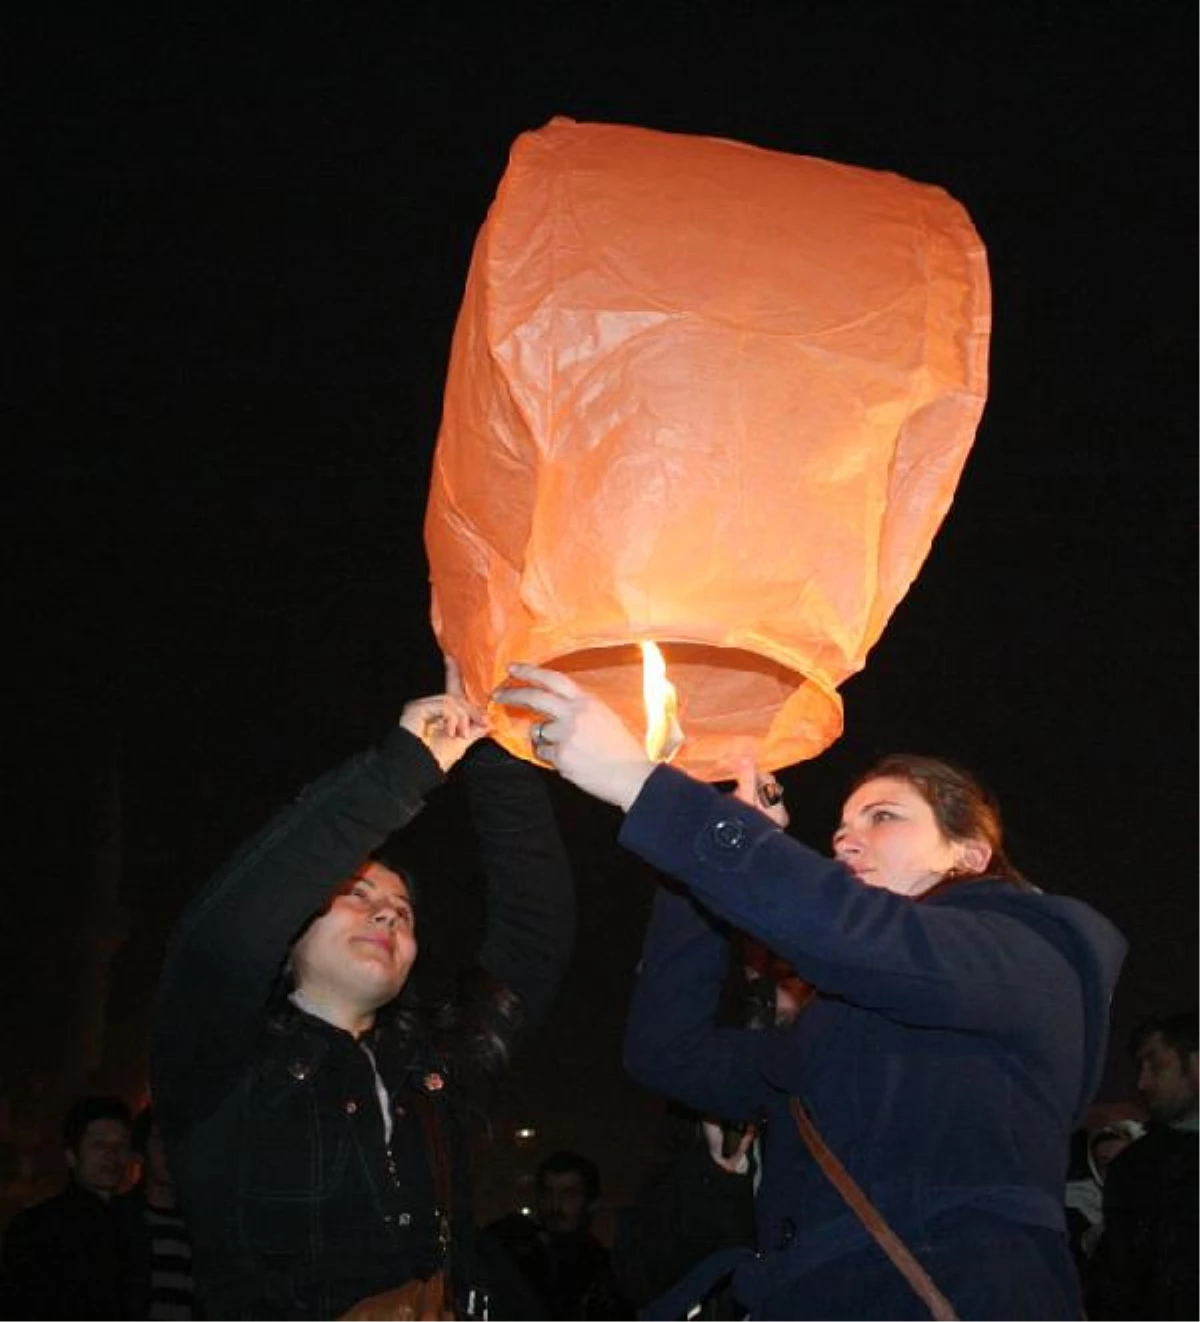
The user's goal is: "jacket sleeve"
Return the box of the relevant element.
[152,725,443,1138]
[623,883,770,1123]
[618,766,1091,1039]
[463,739,575,1030]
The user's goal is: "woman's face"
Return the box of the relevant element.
[290,861,417,1021]
[832,775,987,897]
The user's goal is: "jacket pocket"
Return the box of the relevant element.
[239,1059,354,1256]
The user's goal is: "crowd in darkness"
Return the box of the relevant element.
[2,1007,1195,1320]
[0,676,1194,1320]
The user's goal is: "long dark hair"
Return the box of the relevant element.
[848,753,1031,890]
[275,858,525,1107]
[363,853,526,1091]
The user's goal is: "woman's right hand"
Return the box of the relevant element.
[492,662,656,810]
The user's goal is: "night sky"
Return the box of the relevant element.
[8,2,1195,1213]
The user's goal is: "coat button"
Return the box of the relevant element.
[288,1059,311,1081]
[711,818,747,850]
[344,1099,358,1115]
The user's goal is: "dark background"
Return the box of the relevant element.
[6,1,1195,1218]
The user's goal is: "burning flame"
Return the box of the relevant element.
[640,641,684,763]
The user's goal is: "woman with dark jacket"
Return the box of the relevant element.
[152,670,574,1319]
[497,663,1127,1320]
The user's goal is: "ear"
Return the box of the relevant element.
[64,1148,78,1173]
[955,838,992,876]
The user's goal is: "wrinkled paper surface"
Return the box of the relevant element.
[426,117,990,779]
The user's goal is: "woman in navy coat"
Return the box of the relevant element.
[497,664,1127,1320]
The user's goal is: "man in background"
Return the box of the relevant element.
[1086,1010,1198,1319]
[0,1093,134,1318]
[487,1150,630,1319]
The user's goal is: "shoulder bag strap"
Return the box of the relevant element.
[789,1096,959,1321]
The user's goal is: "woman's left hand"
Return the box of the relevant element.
[493,662,656,810]
[398,656,489,772]
[730,754,790,828]
[701,1117,756,1175]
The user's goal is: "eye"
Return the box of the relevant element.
[869,809,897,825]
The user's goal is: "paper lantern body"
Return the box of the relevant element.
[425,118,990,779]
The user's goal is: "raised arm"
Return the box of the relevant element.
[621,764,1086,1035]
[152,689,486,1139]
[495,665,1116,1044]
[462,738,575,1032]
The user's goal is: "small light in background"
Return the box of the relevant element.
[514,1126,537,1145]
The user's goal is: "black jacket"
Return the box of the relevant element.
[1085,1123,1199,1320]
[151,731,574,1319]
[485,1215,631,1320]
[0,1182,132,1320]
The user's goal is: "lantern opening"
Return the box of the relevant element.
[640,641,684,763]
[501,641,841,782]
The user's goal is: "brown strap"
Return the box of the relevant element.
[789,1097,960,1321]
[337,1273,454,1321]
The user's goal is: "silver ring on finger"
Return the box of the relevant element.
[758,779,784,808]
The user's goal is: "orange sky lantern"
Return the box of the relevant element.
[425,118,991,780]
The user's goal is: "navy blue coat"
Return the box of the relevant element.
[620,766,1127,1320]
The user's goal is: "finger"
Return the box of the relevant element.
[446,691,488,728]
[403,696,445,726]
[504,662,581,700]
[755,771,789,826]
[491,683,565,721]
[530,716,560,751]
[432,694,464,732]
[730,755,759,808]
[700,1119,724,1161]
[757,779,785,809]
[444,655,464,699]
[444,707,473,740]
